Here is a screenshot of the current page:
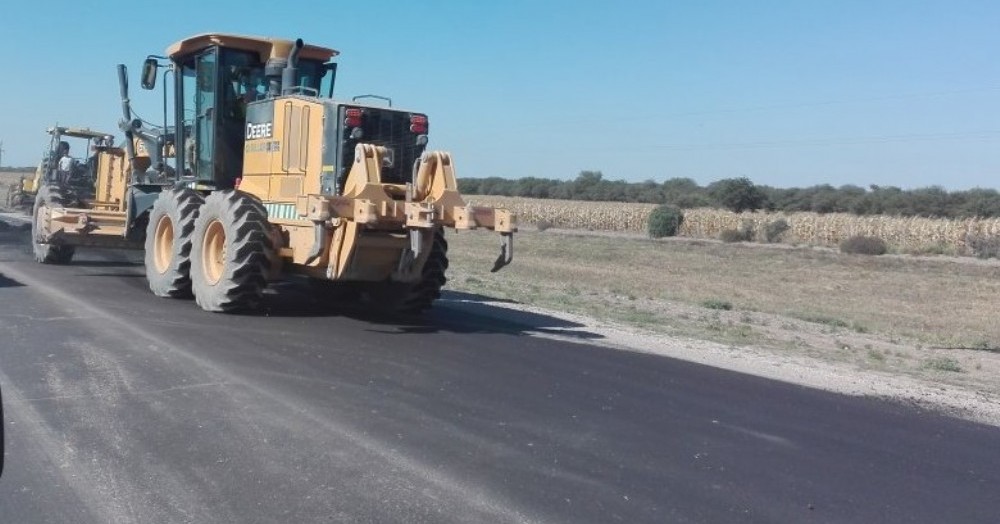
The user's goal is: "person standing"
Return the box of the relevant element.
[56,141,75,186]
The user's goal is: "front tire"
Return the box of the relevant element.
[144,188,204,298]
[189,190,273,313]
[31,186,75,264]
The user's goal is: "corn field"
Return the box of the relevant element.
[468,195,1000,253]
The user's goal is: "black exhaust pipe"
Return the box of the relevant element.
[281,38,304,95]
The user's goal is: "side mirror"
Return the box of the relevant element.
[141,58,158,90]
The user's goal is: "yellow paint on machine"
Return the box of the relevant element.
[241,97,325,203]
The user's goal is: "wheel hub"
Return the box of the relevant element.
[153,215,174,274]
[202,220,226,286]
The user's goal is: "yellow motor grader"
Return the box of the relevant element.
[34,33,515,314]
[30,124,167,263]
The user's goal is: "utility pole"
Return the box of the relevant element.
[0,140,4,170]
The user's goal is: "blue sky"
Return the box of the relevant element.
[1,0,997,189]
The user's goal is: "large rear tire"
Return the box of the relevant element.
[362,228,449,315]
[189,190,273,313]
[144,188,204,298]
[31,186,75,264]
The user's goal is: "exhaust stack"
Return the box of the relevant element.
[281,38,304,95]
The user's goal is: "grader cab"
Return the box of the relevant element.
[134,33,514,313]
[9,128,110,209]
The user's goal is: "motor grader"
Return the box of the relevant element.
[33,33,515,314]
[29,124,166,263]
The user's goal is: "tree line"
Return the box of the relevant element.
[458,171,1000,219]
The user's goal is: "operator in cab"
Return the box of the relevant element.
[56,141,76,185]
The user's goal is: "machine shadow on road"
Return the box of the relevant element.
[0,223,31,255]
[0,225,603,340]
[426,291,605,340]
[68,257,148,279]
[0,273,24,288]
[68,259,141,268]
[256,282,604,340]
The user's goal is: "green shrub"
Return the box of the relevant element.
[707,177,768,213]
[839,235,888,255]
[719,227,754,243]
[535,219,553,232]
[923,357,963,373]
[966,234,1000,259]
[764,218,790,243]
[647,205,684,238]
[701,298,733,310]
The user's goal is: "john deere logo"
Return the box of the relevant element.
[246,122,273,140]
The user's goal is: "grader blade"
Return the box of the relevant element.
[491,233,514,273]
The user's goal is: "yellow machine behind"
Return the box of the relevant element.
[30,126,166,263]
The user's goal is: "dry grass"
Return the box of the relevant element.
[446,228,1000,392]
[0,171,28,186]
[468,195,1000,255]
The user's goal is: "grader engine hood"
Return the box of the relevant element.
[242,99,429,197]
[322,103,429,195]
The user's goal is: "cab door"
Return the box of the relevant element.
[193,47,218,183]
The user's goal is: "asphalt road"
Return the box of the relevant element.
[0,219,997,523]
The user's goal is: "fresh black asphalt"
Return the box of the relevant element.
[0,221,997,523]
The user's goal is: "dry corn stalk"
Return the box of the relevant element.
[468,195,1000,253]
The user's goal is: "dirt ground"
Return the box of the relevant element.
[444,227,1000,418]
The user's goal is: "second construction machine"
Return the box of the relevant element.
[33,33,515,314]
[30,125,164,262]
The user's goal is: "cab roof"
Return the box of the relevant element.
[166,33,339,63]
[47,127,114,140]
